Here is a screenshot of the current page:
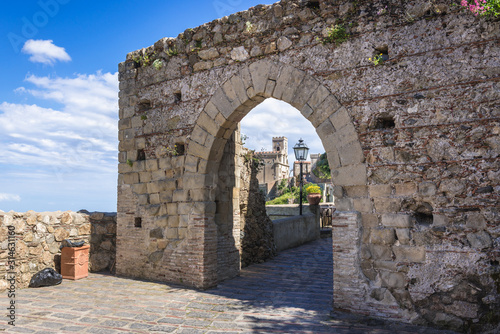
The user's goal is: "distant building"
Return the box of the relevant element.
[292,161,311,182]
[255,137,289,198]
[310,153,320,167]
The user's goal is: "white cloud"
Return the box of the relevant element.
[21,39,71,65]
[0,71,118,175]
[0,193,21,202]
[241,98,326,159]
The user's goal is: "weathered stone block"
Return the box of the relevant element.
[362,214,379,228]
[395,229,410,245]
[123,173,139,185]
[145,159,158,172]
[149,193,160,205]
[329,107,351,131]
[306,84,329,110]
[381,214,412,228]
[465,212,487,230]
[353,198,372,213]
[168,216,179,228]
[373,260,398,271]
[188,141,210,160]
[380,271,406,289]
[344,185,368,198]
[277,36,292,51]
[467,231,492,249]
[433,214,449,227]
[198,48,219,60]
[147,182,161,194]
[418,182,437,196]
[173,190,188,202]
[193,61,213,72]
[331,164,367,186]
[308,95,340,128]
[249,60,272,93]
[290,75,319,110]
[368,244,393,261]
[392,246,425,262]
[395,182,417,196]
[370,228,396,245]
[230,46,249,61]
[335,198,353,211]
[338,141,364,166]
[369,185,392,197]
[374,198,401,213]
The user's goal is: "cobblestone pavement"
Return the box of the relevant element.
[1,238,456,333]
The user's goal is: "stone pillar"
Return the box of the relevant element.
[332,211,364,311]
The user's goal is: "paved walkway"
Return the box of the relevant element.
[1,238,456,333]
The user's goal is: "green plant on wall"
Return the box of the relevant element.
[369,53,384,66]
[152,59,163,70]
[161,145,179,156]
[318,24,349,45]
[166,47,178,56]
[312,153,331,179]
[245,21,255,33]
[126,159,133,167]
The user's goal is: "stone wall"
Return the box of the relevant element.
[273,212,319,252]
[86,211,117,272]
[266,203,315,220]
[0,211,116,290]
[117,0,499,331]
[239,149,276,267]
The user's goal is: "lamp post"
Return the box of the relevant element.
[293,139,309,215]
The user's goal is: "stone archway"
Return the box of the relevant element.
[186,59,367,288]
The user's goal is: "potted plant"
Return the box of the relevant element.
[305,183,322,205]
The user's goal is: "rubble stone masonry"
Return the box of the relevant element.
[117,0,499,331]
[0,211,116,290]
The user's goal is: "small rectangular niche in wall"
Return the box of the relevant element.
[137,100,151,113]
[134,217,142,228]
[305,1,320,9]
[137,149,146,161]
[175,143,185,155]
[174,92,182,104]
[375,116,395,130]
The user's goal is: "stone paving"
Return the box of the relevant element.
[1,238,456,333]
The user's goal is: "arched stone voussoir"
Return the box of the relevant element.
[271,65,306,103]
[248,59,280,94]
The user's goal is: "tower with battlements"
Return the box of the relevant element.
[255,137,289,197]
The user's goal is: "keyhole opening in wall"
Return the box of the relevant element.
[134,217,142,228]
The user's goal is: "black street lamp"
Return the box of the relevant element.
[293,139,309,215]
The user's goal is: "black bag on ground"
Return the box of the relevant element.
[29,268,62,288]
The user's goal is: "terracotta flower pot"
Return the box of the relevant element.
[307,193,322,205]
[61,245,90,280]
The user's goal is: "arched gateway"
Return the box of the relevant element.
[117,1,499,331]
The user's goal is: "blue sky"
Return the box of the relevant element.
[0,0,324,213]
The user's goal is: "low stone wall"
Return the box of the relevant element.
[266,204,314,221]
[0,210,116,290]
[86,211,117,273]
[273,212,320,252]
